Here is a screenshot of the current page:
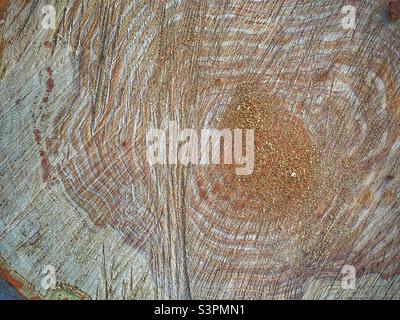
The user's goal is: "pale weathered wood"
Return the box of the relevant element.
[0,0,399,299]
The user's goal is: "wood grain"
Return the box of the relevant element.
[0,0,399,299]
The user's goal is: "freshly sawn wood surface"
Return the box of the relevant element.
[0,0,399,299]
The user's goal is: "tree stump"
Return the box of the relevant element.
[0,0,399,299]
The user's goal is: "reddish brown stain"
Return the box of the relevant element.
[43,41,53,50]
[0,0,8,63]
[45,67,54,93]
[388,0,400,21]
[43,96,49,103]
[196,176,203,188]
[214,78,223,86]
[0,0,8,21]
[39,149,50,182]
[33,129,41,144]
[232,200,244,210]
[199,188,207,200]
[46,78,54,93]
[212,184,221,194]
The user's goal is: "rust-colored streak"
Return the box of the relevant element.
[0,0,8,67]
[33,129,41,144]
[45,67,54,94]
[46,78,54,93]
[39,150,50,182]
[0,0,7,21]
[0,260,45,300]
[0,266,23,290]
